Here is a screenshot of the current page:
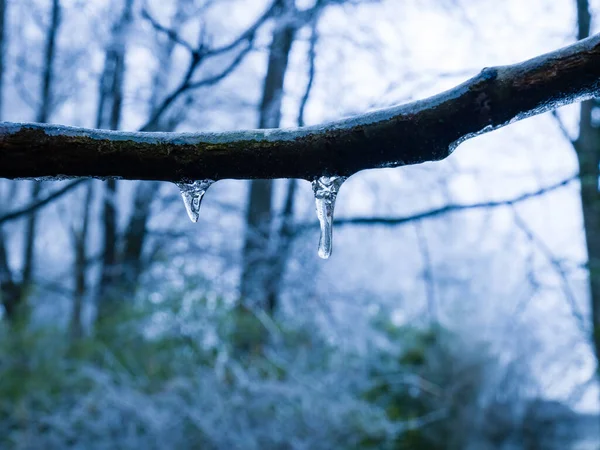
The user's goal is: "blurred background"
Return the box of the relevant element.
[0,0,599,448]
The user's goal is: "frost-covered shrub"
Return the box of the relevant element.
[0,297,503,449]
[362,315,491,450]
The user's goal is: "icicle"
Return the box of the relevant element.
[312,176,346,259]
[177,179,214,223]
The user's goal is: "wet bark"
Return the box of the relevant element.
[2,33,600,182]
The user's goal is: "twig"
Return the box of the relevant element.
[511,207,587,332]
[0,179,86,225]
[321,176,577,229]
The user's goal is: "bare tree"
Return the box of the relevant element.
[0,0,62,322]
[240,0,300,314]
[240,0,383,314]
[94,0,275,322]
[69,183,93,339]
[95,0,135,322]
[266,14,319,313]
[573,0,600,374]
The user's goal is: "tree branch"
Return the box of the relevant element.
[141,7,196,55]
[297,14,318,127]
[0,179,85,225]
[322,175,577,229]
[511,207,587,332]
[186,41,253,90]
[550,110,575,143]
[2,34,600,182]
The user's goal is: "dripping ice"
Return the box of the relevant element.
[312,176,346,259]
[177,180,214,223]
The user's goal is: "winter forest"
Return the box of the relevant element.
[1,0,600,448]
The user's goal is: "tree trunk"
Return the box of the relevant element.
[24,0,61,287]
[573,0,600,375]
[266,178,297,312]
[95,0,133,322]
[0,0,6,120]
[98,1,192,320]
[0,0,12,319]
[266,16,319,311]
[37,0,60,125]
[118,180,161,301]
[96,0,193,322]
[0,229,20,319]
[0,0,60,321]
[240,2,296,314]
[70,182,93,339]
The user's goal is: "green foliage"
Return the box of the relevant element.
[0,292,493,449]
[0,302,221,448]
[362,314,489,450]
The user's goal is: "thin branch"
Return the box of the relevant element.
[141,8,196,55]
[2,34,600,181]
[395,408,448,434]
[204,0,278,57]
[187,41,253,89]
[414,222,437,323]
[511,207,587,332]
[297,15,318,127]
[140,53,201,131]
[0,179,85,225]
[139,2,275,131]
[550,110,575,144]
[320,175,577,229]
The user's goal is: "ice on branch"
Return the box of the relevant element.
[177,180,214,223]
[312,176,346,259]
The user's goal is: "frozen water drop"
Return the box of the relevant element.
[177,179,214,223]
[312,175,346,259]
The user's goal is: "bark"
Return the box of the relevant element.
[240,0,296,313]
[2,34,600,181]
